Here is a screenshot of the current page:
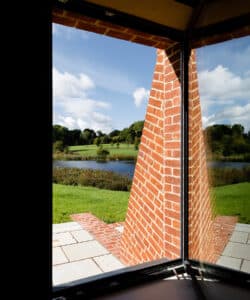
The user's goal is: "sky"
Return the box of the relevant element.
[53,23,250,133]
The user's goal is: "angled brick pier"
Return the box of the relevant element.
[70,47,236,267]
[120,44,182,265]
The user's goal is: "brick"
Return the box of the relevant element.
[52,7,64,16]
[155,64,164,73]
[152,81,164,90]
[53,15,76,27]
[76,22,106,34]
[166,193,180,203]
[64,11,97,24]
[149,98,162,108]
[106,29,134,40]
[97,20,126,32]
[132,36,157,47]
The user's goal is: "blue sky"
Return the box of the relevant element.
[53,24,250,132]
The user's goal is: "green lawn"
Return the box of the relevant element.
[53,183,129,224]
[53,182,250,224]
[212,182,250,224]
[69,143,138,158]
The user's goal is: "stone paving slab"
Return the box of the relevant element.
[229,231,248,243]
[94,254,124,272]
[217,256,242,270]
[235,223,250,233]
[62,240,109,262]
[222,242,250,260]
[241,260,250,273]
[53,247,68,265]
[53,232,77,247]
[53,259,103,286]
[53,222,82,233]
[71,230,94,242]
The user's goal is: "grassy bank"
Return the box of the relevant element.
[53,182,250,224]
[212,182,250,224]
[69,144,138,159]
[53,184,129,224]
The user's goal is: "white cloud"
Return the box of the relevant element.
[53,68,112,133]
[53,68,94,99]
[202,103,250,131]
[133,87,149,107]
[198,65,250,130]
[199,65,250,102]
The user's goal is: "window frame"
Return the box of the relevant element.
[51,1,250,297]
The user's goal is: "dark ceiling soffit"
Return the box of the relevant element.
[52,0,184,42]
[175,0,200,8]
[186,0,206,35]
[191,13,250,42]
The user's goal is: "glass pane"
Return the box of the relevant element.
[52,24,182,286]
[189,36,250,273]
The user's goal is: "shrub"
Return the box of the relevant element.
[53,141,64,153]
[210,166,250,187]
[96,146,110,159]
[53,167,132,191]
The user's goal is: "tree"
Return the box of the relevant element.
[101,134,111,144]
[53,140,64,152]
[94,137,101,147]
[68,129,81,145]
[232,124,244,137]
[97,130,105,137]
[53,125,69,146]
[96,145,110,159]
[134,137,140,150]
[131,120,144,137]
[82,128,96,145]
[109,129,120,138]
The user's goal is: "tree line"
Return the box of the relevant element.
[204,124,250,158]
[53,120,144,150]
[53,122,250,158]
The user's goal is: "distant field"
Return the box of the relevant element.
[69,143,138,158]
[53,182,250,224]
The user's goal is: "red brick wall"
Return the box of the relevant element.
[120,44,182,265]
[188,50,216,262]
[120,48,219,266]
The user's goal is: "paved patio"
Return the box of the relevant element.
[53,219,250,286]
[53,222,124,286]
[217,223,250,272]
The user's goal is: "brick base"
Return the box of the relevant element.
[71,213,124,262]
[70,212,237,266]
[212,216,238,263]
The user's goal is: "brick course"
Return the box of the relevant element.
[52,8,172,49]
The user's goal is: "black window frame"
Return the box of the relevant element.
[51,1,250,298]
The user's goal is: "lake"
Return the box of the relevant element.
[53,160,250,179]
[53,160,136,178]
